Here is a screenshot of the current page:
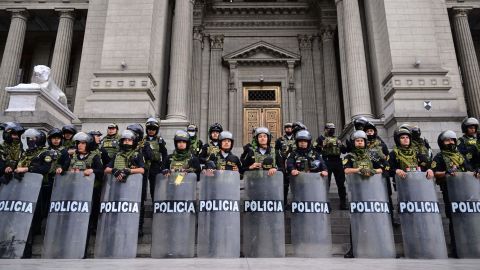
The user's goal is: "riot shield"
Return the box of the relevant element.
[396,172,447,258]
[42,172,95,259]
[94,174,142,258]
[197,170,240,258]
[347,174,396,258]
[151,173,197,258]
[242,170,285,258]
[0,173,43,259]
[290,173,331,257]
[447,173,480,258]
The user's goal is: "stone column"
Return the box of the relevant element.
[0,9,28,111]
[166,0,194,121]
[298,35,318,132]
[207,35,224,125]
[322,28,342,132]
[343,0,372,118]
[336,0,351,123]
[228,61,238,136]
[312,36,325,134]
[287,61,297,122]
[452,8,480,118]
[50,9,75,92]
[189,25,204,125]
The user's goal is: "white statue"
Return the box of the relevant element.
[11,65,68,106]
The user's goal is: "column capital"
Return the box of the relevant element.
[321,27,336,42]
[55,8,76,19]
[193,25,204,41]
[335,0,344,4]
[210,35,224,50]
[453,7,473,18]
[7,9,29,21]
[298,35,313,50]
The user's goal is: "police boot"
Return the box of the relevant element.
[339,198,348,210]
[344,248,354,258]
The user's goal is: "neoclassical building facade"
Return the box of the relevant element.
[0,0,479,148]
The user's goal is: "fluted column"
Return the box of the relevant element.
[343,0,372,118]
[0,9,28,111]
[189,25,204,125]
[50,9,75,92]
[207,35,224,125]
[228,61,238,136]
[322,29,342,133]
[166,0,194,121]
[287,61,297,122]
[452,8,480,118]
[298,35,318,132]
[312,36,325,134]
[336,0,351,123]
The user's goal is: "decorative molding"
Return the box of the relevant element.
[298,35,313,50]
[210,34,224,50]
[91,72,156,101]
[203,20,318,29]
[223,41,300,66]
[206,4,311,17]
[321,28,335,41]
[193,25,204,41]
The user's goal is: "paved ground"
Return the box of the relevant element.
[0,258,478,270]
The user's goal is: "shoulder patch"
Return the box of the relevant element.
[44,156,52,163]
[431,161,437,169]
[342,159,348,165]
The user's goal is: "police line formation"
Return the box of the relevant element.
[0,117,479,259]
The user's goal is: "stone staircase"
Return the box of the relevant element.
[32,179,454,258]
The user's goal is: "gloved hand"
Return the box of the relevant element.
[122,168,131,176]
[262,156,274,167]
[359,168,371,177]
[112,168,122,177]
[474,168,480,178]
[13,173,24,181]
[162,169,170,175]
[205,161,216,170]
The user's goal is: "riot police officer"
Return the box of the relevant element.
[204,131,242,173]
[275,123,295,171]
[389,128,433,179]
[410,126,432,161]
[199,123,223,165]
[62,124,77,156]
[187,124,203,157]
[144,117,168,194]
[105,130,145,180]
[458,117,479,170]
[101,123,121,161]
[88,130,110,166]
[241,127,278,176]
[343,130,387,258]
[1,122,24,184]
[345,117,369,152]
[286,130,328,177]
[315,123,348,209]
[163,130,201,175]
[15,129,54,258]
[432,130,478,257]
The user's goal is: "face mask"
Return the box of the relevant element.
[122,144,134,151]
[444,144,456,151]
[188,132,196,137]
[367,134,375,141]
[327,130,335,136]
[27,139,37,149]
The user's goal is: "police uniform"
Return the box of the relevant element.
[189,136,203,157]
[275,134,295,171]
[101,133,121,161]
[286,147,327,174]
[241,147,277,172]
[164,151,201,175]
[316,134,347,208]
[145,135,168,202]
[457,135,479,170]
[199,141,220,165]
[207,151,242,172]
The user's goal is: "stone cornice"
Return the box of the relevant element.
[203,20,318,29]
[207,3,311,17]
[0,1,88,10]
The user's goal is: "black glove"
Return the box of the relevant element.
[112,168,122,177]
[162,169,170,175]
[122,168,131,176]
[205,161,216,170]
[13,173,24,181]
[0,175,11,185]
[262,156,274,166]
[474,168,480,178]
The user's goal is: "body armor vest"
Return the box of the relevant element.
[101,134,120,158]
[323,136,341,156]
[253,149,275,169]
[169,153,192,172]
[279,136,295,158]
[17,148,44,168]
[113,150,138,169]
[69,152,96,170]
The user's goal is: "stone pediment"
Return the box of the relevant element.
[223,41,300,65]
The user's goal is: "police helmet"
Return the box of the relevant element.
[127,123,144,141]
[411,126,421,139]
[254,127,272,145]
[107,123,119,130]
[394,128,411,147]
[325,123,336,130]
[146,117,160,129]
[174,130,190,150]
[62,124,77,135]
[353,117,368,131]
[284,123,293,129]
[22,128,46,150]
[73,132,95,151]
[350,130,368,147]
[437,130,457,150]
[47,128,64,145]
[208,123,223,134]
[187,124,198,132]
[3,122,25,143]
[461,117,479,133]
[219,131,234,149]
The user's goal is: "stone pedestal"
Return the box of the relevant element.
[3,84,77,129]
